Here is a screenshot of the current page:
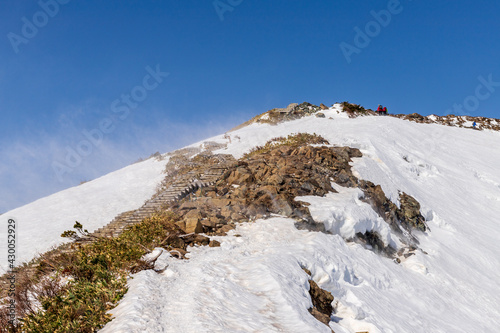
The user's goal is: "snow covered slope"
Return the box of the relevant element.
[102,105,500,332]
[3,104,500,332]
[0,157,169,274]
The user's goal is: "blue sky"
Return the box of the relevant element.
[1,0,499,212]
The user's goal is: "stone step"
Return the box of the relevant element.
[84,163,230,240]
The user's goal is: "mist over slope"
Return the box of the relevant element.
[2,104,499,332]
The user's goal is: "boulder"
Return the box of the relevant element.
[209,240,221,247]
[226,167,254,185]
[184,209,202,220]
[185,218,204,234]
[398,192,426,231]
[182,234,210,246]
[308,279,334,326]
[216,224,235,236]
[272,195,294,216]
[163,235,186,249]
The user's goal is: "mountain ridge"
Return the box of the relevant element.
[1,103,500,332]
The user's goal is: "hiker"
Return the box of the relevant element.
[376,105,384,115]
[383,106,388,115]
[473,121,477,129]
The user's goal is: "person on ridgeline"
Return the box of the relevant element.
[376,104,384,115]
[473,121,477,129]
[383,106,388,115]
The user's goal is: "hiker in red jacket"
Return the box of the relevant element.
[383,106,388,115]
[376,105,384,115]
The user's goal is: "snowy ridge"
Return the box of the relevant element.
[3,103,500,332]
[102,104,500,332]
[0,157,169,273]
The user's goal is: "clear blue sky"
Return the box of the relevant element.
[1,0,499,212]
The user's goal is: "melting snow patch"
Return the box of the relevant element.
[297,184,401,249]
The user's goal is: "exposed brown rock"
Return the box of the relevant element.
[398,192,427,232]
[185,218,204,234]
[307,278,335,330]
[309,279,334,317]
[209,240,221,247]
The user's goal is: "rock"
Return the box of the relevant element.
[335,169,351,185]
[286,103,299,112]
[220,206,233,218]
[315,112,325,118]
[184,209,202,220]
[216,224,235,236]
[182,234,210,246]
[246,204,267,217]
[179,201,199,210]
[201,217,218,228]
[406,113,425,121]
[209,240,221,247]
[185,218,204,234]
[300,181,315,193]
[230,212,246,221]
[309,279,334,317]
[175,220,186,231]
[232,185,248,197]
[398,192,426,231]
[163,235,186,249]
[272,195,294,216]
[309,307,331,326]
[210,198,231,208]
[227,167,254,185]
[169,248,187,259]
[320,103,328,110]
[268,174,284,186]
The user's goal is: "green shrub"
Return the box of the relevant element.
[244,133,329,158]
[341,101,369,114]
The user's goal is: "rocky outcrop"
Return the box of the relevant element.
[391,113,500,131]
[85,129,428,265]
[303,268,335,330]
[162,135,427,259]
[170,143,363,236]
[309,279,334,325]
[398,192,426,232]
[359,180,427,248]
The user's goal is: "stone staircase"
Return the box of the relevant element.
[89,161,233,239]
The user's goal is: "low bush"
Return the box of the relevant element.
[341,101,369,115]
[244,133,329,158]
